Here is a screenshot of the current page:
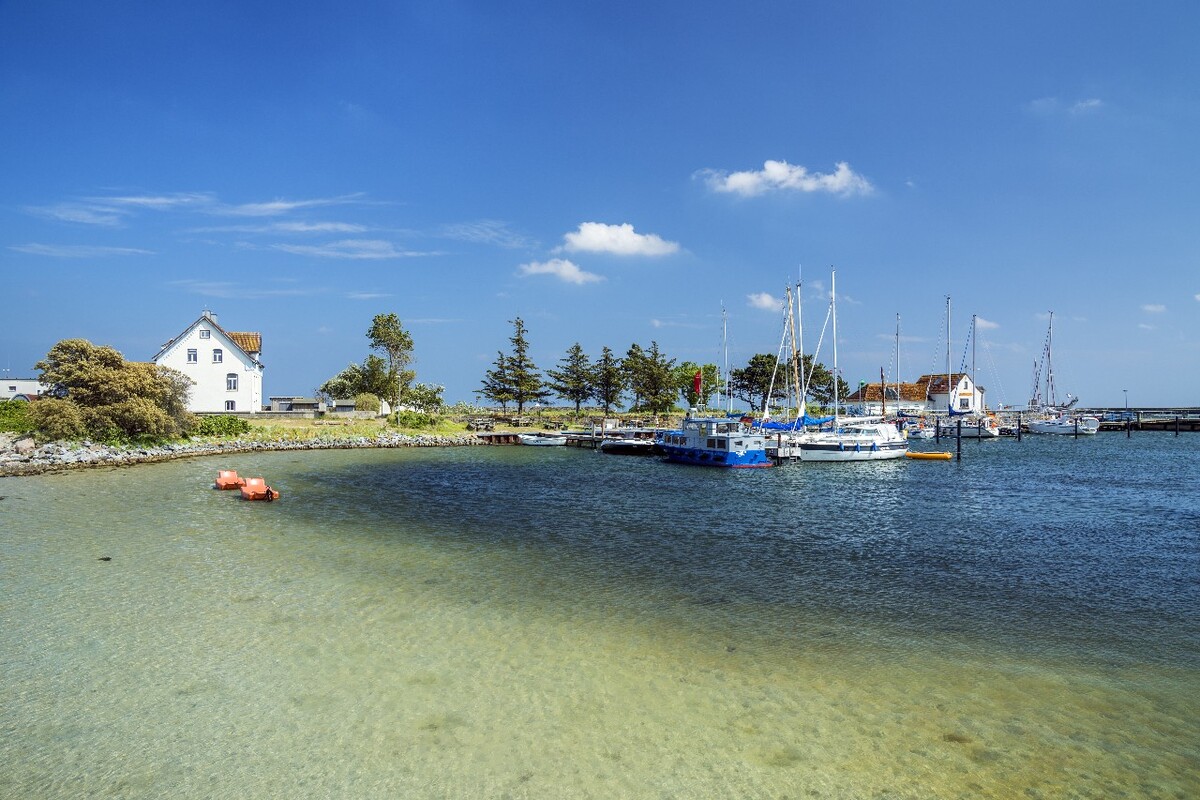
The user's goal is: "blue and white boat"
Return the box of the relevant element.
[658,412,774,468]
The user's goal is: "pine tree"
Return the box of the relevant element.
[505,317,547,414]
[590,346,625,415]
[545,343,593,414]
[477,351,514,411]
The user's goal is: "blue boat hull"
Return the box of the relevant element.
[660,445,774,468]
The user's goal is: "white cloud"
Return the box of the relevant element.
[170,279,321,299]
[9,243,154,257]
[518,258,602,285]
[1195,293,1200,302]
[221,194,363,217]
[273,239,427,259]
[1070,98,1104,114]
[976,317,1000,330]
[346,292,393,300]
[1141,304,1166,313]
[1138,323,1155,331]
[747,292,782,311]
[96,192,214,209]
[560,222,679,256]
[701,160,874,198]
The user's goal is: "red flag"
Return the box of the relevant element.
[693,369,702,397]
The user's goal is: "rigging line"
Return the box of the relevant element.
[980,337,1008,408]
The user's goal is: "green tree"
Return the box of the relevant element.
[674,361,720,408]
[403,382,445,412]
[545,343,593,414]
[623,343,647,409]
[504,317,547,414]
[795,353,846,408]
[367,313,416,411]
[730,353,784,413]
[32,338,194,441]
[318,354,392,402]
[477,351,515,411]
[590,346,625,415]
[627,341,676,414]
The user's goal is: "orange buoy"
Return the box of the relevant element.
[214,470,246,489]
[905,450,952,461]
[239,477,281,501]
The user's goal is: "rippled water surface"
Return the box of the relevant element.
[2,434,1198,798]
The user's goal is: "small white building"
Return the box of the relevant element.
[151,310,264,414]
[1,378,45,401]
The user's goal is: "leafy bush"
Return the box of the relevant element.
[354,392,381,413]
[193,415,251,437]
[27,398,87,441]
[390,410,439,429]
[0,399,35,433]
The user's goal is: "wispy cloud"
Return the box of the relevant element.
[517,258,603,285]
[1027,96,1105,116]
[976,317,1000,330]
[747,292,782,311]
[94,192,215,209]
[272,239,431,259]
[1141,303,1166,313]
[219,194,365,217]
[1138,323,1155,331]
[191,221,369,234]
[169,279,324,299]
[559,222,679,256]
[441,220,536,249]
[25,203,128,226]
[346,291,393,300]
[9,243,154,257]
[700,160,874,198]
[1195,293,1200,302]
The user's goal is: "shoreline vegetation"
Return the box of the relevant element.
[0,418,489,478]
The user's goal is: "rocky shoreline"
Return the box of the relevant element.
[0,431,487,477]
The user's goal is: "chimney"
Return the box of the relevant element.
[202,309,218,325]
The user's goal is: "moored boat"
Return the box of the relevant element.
[1027,414,1100,435]
[599,436,657,455]
[798,420,909,462]
[518,433,568,446]
[658,412,773,468]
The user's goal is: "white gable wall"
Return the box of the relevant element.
[154,320,263,413]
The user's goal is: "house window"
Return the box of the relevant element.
[227,373,238,391]
[199,329,211,339]
[187,349,197,363]
[225,400,236,411]
[213,349,223,363]
[958,397,971,410]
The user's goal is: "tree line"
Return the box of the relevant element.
[475,317,849,416]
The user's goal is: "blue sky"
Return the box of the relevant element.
[3,1,1198,409]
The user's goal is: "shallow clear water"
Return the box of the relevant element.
[2,434,1197,798]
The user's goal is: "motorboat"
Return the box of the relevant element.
[1026,414,1100,435]
[658,412,773,468]
[599,436,657,455]
[517,432,567,446]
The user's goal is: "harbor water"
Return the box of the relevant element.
[2,433,1197,798]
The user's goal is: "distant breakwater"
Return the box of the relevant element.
[0,432,486,477]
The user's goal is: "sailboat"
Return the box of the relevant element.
[937,298,1000,439]
[798,271,909,462]
[1026,312,1099,435]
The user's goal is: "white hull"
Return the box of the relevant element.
[518,433,567,446]
[1027,416,1100,435]
[798,423,909,463]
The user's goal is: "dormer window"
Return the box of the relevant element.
[213,349,223,363]
[199,329,211,339]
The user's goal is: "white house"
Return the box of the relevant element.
[152,310,264,414]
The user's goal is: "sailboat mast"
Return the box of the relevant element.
[895,313,901,413]
[971,313,977,412]
[945,295,952,412]
[831,270,839,418]
[1046,310,1055,408]
[722,305,730,413]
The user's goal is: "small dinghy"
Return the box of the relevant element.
[905,450,952,461]
[240,477,280,501]
[214,470,246,490]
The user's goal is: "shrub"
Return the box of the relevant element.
[390,410,439,429]
[193,415,251,437]
[0,399,35,433]
[354,392,381,413]
[27,398,87,441]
